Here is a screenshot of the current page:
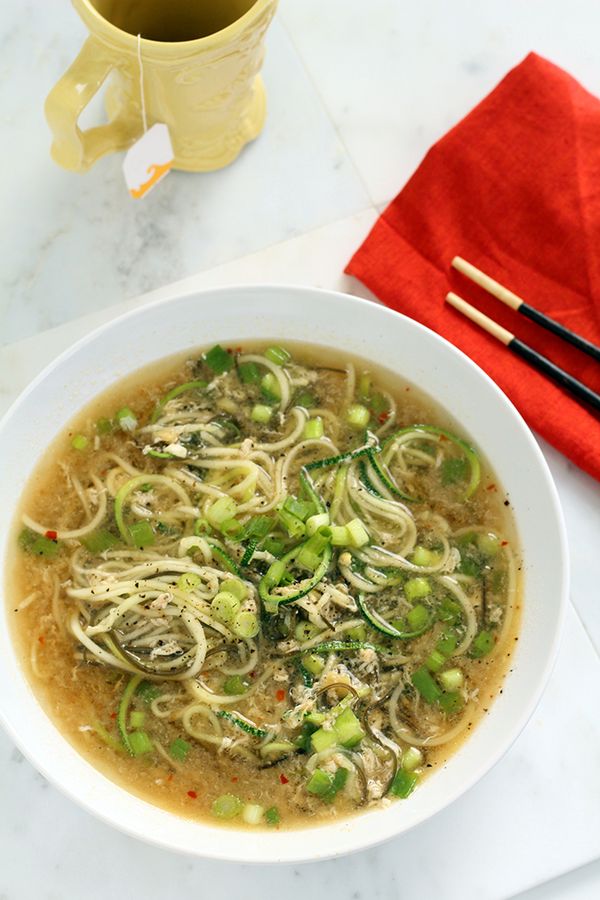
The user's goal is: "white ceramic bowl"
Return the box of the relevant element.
[0,285,568,862]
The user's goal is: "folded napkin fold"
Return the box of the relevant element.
[346,52,600,482]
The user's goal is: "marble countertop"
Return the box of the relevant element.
[2,1,600,898]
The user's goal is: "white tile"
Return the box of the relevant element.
[537,438,600,658]
[280,0,600,205]
[0,208,378,416]
[0,605,598,900]
[1,222,600,897]
[512,859,600,900]
[0,3,369,345]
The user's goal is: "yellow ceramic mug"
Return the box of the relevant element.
[45,0,278,172]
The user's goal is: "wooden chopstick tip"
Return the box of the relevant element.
[444,291,514,346]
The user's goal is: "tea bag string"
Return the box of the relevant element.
[136,33,148,133]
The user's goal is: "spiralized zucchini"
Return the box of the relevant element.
[18,343,517,821]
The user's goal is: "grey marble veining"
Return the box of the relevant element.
[2,0,600,895]
[0,2,369,345]
[0,604,598,900]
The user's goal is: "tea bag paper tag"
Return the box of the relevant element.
[123,123,174,199]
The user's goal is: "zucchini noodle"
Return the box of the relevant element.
[16,343,519,822]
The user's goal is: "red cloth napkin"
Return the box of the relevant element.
[346,52,600,482]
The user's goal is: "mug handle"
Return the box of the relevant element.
[45,36,139,172]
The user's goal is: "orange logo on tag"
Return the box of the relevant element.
[129,161,172,199]
[123,123,174,199]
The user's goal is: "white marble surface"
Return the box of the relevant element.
[2,0,600,897]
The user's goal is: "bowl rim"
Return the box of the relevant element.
[0,283,569,863]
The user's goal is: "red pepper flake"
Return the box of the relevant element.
[275,689,286,702]
[231,776,239,784]
[439,434,448,442]
[45,530,58,541]
[166,774,174,782]
[501,540,509,547]
[187,790,198,799]
[486,483,497,492]
[235,346,243,354]
[279,773,289,785]
[378,411,389,424]
[38,635,45,646]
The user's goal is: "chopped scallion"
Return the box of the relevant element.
[438,668,464,691]
[441,457,469,485]
[232,610,259,639]
[81,529,119,553]
[265,346,291,366]
[304,416,324,440]
[252,404,272,424]
[129,521,154,549]
[95,417,113,434]
[223,675,248,695]
[470,630,495,658]
[404,576,431,601]
[301,653,325,676]
[277,507,306,539]
[294,621,322,642]
[389,768,418,798]
[410,545,440,567]
[346,518,370,548]
[136,681,161,704]
[220,578,248,601]
[169,737,191,761]
[237,361,261,384]
[211,591,241,624]
[306,512,330,535]
[265,806,280,826]
[176,572,201,592]
[330,525,350,546]
[207,496,238,528]
[406,604,429,631]
[115,407,138,432]
[203,344,233,374]
[426,650,446,673]
[438,691,465,714]
[346,403,370,430]
[411,665,442,703]
[242,803,265,826]
[401,747,423,771]
[212,793,243,819]
[261,372,281,402]
[128,730,153,756]
[294,390,316,408]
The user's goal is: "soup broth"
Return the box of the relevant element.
[8,341,521,830]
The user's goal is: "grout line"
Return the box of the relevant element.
[569,597,600,662]
[278,14,379,208]
[504,855,600,900]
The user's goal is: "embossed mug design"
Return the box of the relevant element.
[45,0,278,172]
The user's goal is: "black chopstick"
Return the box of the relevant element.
[446,292,600,414]
[452,256,600,363]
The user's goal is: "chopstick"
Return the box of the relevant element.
[446,291,600,413]
[452,256,600,363]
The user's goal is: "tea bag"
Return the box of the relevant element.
[123,36,174,199]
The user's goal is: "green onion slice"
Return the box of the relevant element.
[150,380,208,423]
[383,425,481,499]
[117,674,143,755]
[356,594,432,639]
